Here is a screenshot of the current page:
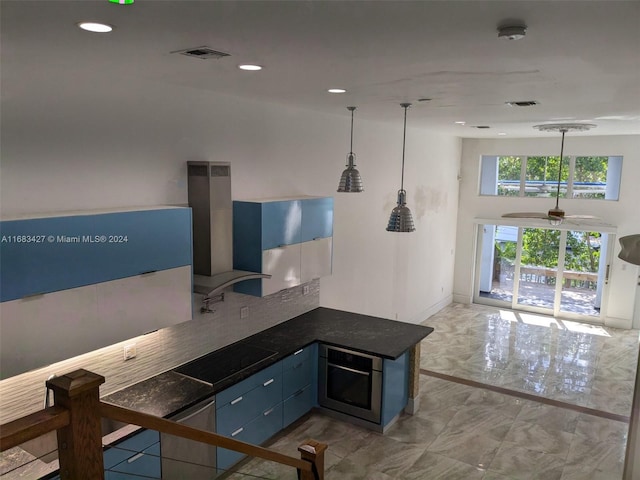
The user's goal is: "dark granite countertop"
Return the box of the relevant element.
[102,307,434,419]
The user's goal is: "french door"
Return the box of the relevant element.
[474,223,613,322]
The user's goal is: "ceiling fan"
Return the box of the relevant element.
[502,123,598,225]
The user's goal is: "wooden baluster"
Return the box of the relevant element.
[47,369,105,480]
[298,439,327,480]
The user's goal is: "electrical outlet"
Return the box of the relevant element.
[240,306,249,319]
[303,285,310,296]
[123,343,137,361]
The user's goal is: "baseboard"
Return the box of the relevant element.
[452,293,471,304]
[407,295,453,324]
[605,316,633,330]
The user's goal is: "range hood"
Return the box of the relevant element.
[187,161,270,298]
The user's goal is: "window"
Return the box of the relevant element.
[479,155,622,200]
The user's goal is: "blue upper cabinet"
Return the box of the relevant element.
[262,200,302,249]
[301,197,333,242]
[233,197,333,297]
[0,208,192,302]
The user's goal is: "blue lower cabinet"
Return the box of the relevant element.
[283,384,313,428]
[217,403,283,472]
[105,442,161,479]
[381,351,410,427]
[103,429,160,480]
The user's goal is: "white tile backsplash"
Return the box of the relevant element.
[0,280,319,423]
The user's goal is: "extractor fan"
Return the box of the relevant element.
[502,123,597,225]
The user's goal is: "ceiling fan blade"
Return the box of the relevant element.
[565,214,600,219]
[502,212,549,219]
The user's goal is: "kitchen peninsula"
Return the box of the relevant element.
[99,307,433,478]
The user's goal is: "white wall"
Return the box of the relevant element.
[454,135,640,328]
[0,79,460,325]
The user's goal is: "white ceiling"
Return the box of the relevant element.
[2,0,639,138]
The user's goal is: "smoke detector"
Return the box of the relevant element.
[172,46,231,60]
[497,25,527,40]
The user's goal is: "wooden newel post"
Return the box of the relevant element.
[298,439,327,480]
[47,369,106,480]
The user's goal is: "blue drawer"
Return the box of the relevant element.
[217,361,282,408]
[0,209,192,302]
[283,384,313,428]
[216,373,282,435]
[217,402,283,472]
[103,429,159,470]
[106,442,161,479]
[282,345,311,370]
[283,355,312,399]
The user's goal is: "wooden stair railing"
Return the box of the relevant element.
[0,369,327,480]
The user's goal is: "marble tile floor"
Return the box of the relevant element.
[229,303,636,479]
[229,375,629,479]
[420,303,640,417]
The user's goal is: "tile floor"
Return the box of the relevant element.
[230,303,638,480]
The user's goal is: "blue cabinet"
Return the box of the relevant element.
[381,351,410,428]
[0,207,193,379]
[0,208,192,302]
[216,361,284,472]
[282,344,317,428]
[233,197,333,297]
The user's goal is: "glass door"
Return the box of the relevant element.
[559,231,607,318]
[474,224,612,322]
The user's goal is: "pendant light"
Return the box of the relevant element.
[387,103,415,232]
[337,106,364,192]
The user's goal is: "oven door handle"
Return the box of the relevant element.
[327,362,370,376]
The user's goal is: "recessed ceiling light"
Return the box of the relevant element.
[77,22,113,33]
[454,121,466,125]
[328,88,347,94]
[498,132,507,136]
[238,64,263,71]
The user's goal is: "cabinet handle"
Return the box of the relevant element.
[292,362,303,369]
[293,349,304,356]
[231,427,244,437]
[231,396,243,405]
[263,407,275,416]
[293,388,305,398]
[21,292,45,300]
[127,453,145,464]
[263,378,274,387]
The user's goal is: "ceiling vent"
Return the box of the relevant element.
[172,46,231,60]
[506,100,539,107]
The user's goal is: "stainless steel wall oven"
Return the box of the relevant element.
[318,344,382,424]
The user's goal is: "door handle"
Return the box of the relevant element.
[263,378,275,387]
[231,427,244,437]
[231,396,243,405]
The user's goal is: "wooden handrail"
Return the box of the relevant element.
[100,401,313,473]
[0,406,69,452]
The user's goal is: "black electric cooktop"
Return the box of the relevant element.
[174,342,278,387]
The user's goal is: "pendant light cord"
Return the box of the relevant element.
[401,104,408,191]
[350,108,354,155]
[555,129,566,210]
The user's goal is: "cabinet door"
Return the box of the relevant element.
[0,208,192,302]
[283,384,313,428]
[262,244,302,296]
[300,237,333,283]
[261,200,302,249]
[301,197,333,242]
[0,285,98,378]
[106,442,161,480]
[96,266,192,345]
